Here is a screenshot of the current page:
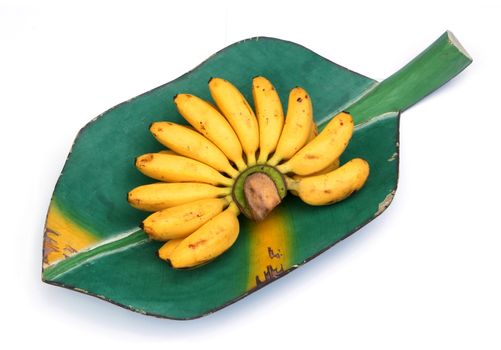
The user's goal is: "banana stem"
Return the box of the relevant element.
[220,187,233,196]
[226,166,240,179]
[220,177,235,187]
[257,152,269,164]
[235,158,248,172]
[267,153,280,166]
[228,201,240,215]
[276,162,291,174]
[246,152,257,166]
[284,176,299,191]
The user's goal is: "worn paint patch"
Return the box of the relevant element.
[375,191,396,217]
[247,209,291,289]
[43,199,98,268]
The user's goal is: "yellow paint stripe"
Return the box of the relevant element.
[43,200,98,268]
[247,209,291,289]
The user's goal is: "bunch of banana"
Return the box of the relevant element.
[128,76,370,269]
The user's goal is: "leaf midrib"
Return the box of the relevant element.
[42,230,148,280]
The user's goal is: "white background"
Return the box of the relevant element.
[1,0,500,348]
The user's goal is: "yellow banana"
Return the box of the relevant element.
[209,78,259,165]
[150,122,238,178]
[142,198,229,241]
[135,153,233,187]
[252,76,285,164]
[267,87,313,165]
[289,158,341,196]
[277,112,354,176]
[312,158,340,174]
[158,149,177,155]
[128,182,231,212]
[169,203,240,268]
[286,158,369,205]
[293,158,340,180]
[174,94,247,170]
[307,118,318,141]
[158,239,183,261]
[289,117,316,190]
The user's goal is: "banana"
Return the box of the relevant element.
[209,78,259,165]
[277,112,353,176]
[293,158,340,180]
[289,159,341,196]
[252,76,285,164]
[142,198,229,241]
[158,149,177,155]
[158,239,183,261]
[135,153,233,186]
[267,87,313,165]
[299,119,338,176]
[169,203,240,268]
[128,182,231,212]
[307,118,318,142]
[174,94,247,170]
[286,158,370,205]
[312,158,340,174]
[150,122,238,178]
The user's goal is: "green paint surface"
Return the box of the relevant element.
[53,37,375,240]
[43,32,471,319]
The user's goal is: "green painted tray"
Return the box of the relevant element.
[42,31,471,319]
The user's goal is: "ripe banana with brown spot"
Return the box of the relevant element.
[174,94,247,170]
[289,158,341,197]
[302,116,341,175]
[128,182,231,212]
[169,203,240,268]
[158,239,183,261]
[286,158,370,205]
[209,78,259,165]
[150,122,239,178]
[277,112,353,176]
[142,198,229,241]
[252,76,284,163]
[135,153,233,186]
[268,87,313,165]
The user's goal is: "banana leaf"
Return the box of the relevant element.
[42,31,471,319]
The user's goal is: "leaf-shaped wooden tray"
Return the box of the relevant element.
[42,31,471,319]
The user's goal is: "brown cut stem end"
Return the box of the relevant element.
[243,173,281,222]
